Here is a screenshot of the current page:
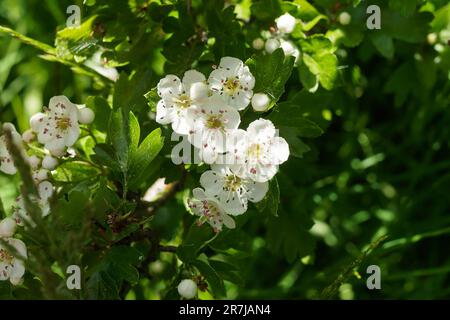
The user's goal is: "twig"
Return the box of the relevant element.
[320,235,388,299]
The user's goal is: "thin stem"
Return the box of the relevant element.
[0,25,113,85]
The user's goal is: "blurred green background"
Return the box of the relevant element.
[1,0,450,299]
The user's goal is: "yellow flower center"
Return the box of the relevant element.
[224,175,242,192]
[206,115,223,129]
[56,117,71,131]
[175,94,191,109]
[224,78,240,95]
[0,249,13,264]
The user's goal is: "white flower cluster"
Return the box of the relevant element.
[0,95,94,284]
[155,57,290,232]
[1,96,94,223]
[253,13,300,64]
[0,217,27,285]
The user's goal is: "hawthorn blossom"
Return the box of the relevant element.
[0,123,24,175]
[187,188,236,233]
[0,237,27,285]
[208,57,255,110]
[230,119,290,183]
[12,181,54,226]
[178,279,197,299]
[186,95,241,164]
[200,165,268,215]
[156,70,208,135]
[275,13,297,34]
[30,96,81,156]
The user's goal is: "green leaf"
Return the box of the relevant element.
[247,48,295,107]
[85,271,119,300]
[268,107,324,138]
[85,96,111,132]
[280,127,311,158]
[177,223,215,263]
[128,128,164,188]
[144,88,159,113]
[299,35,338,90]
[255,177,280,216]
[267,207,315,263]
[108,109,130,174]
[388,0,418,17]
[192,254,226,297]
[53,161,100,183]
[209,259,244,285]
[370,33,395,59]
[113,70,154,113]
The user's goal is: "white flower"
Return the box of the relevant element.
[208,57,255,110]
[252,38,265,50]
[0,238,27,285]
[156,70,208,135]
[338,12,352,25]
[77,107,95,125]
[251,93,271,112]
[186,96,241,164]
[142,178,171,202]
[230,119,290,183]
[32,168,49,183]
[275,13,297,34]
[0,123,23,175]
[265,38,280,54]
[22,129,35,143]
[27,155,41,169]
[42,155,58,170]
[188,188,236,233]
[84,51,119,82]
[0,218,17,238]
[200,165,268,215]
[280,39,300,63]
[12,181,54,226]
[177,279,197,299]
[30,96,80,155]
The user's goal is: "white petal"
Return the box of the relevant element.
[10,260,25,282]
[157,75,182,97]
[182,70,206,91]
[198,144,219,164]
[49,95,74,117]
[246,180,269,202]
[8,238,27,259]
[220,191,247,215]
[200,170,224,196]
[219,57,244,74]
[0,262,11,280]
[247,163,278,183]
[190,82,209,101]
[0,218,17,238]
[247,119,276,142]
[171,112,191,135]
[156,99,175,125]
[64,125,80,147]
[269,136,290,165]
[222,214,236,229]
[38,181,54,200]
[45,138,65,153]
[192,187,207,200]
[30,113,47,132]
